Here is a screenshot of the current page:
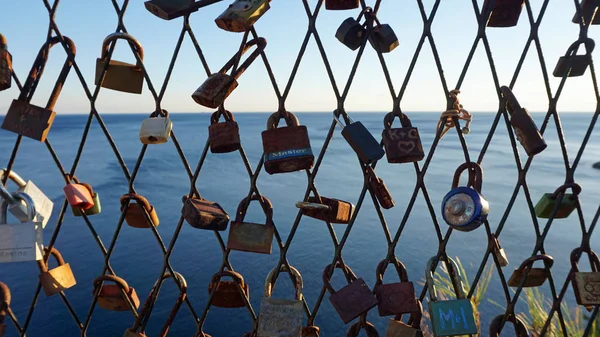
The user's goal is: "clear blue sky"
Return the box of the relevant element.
[0,1,596,114]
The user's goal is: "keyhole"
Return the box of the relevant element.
[449,199,465,215]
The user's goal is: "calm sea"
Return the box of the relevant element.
[0,112,598,337]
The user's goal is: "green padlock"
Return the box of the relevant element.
[534,183,580,219]
[71,184,101,216]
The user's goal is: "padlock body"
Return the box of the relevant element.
[123,203,160,228]
[573,272,600,305]
[441,187,489,232]
[95,59,144,94]
[510,108,546,156]
[144,0,198,20]
[428,299,477,336]
[325,0,359,10]
[386,319,423,337]
[329,278,378,324]
[336,18,366,51]
[256,297,304,337]
[227,221,274,254]
[97,285,140,311]
[215,0,271,32]
[63,183,95,210]
[262,125,314,174]
[368,24,399,53]
[0,49,12,91]
[553,55,590,77]
[534,193,577,219]
[209,120,241,153]
[182,197,229,231]
[192,73,238,109]
[0,221,43,263]
[342,121,385,163]
[8,181,54,228]
[72,193,101,217]
[209,280,249,308]
[370,176,395,209]
[375,282,419,317]
[301,197,354,224]
[40,263,77,296]
[2,99,56,142]
[491,242,509,267]
[382,127,425,164]
[139,117,172,144]
[572,0,600,24]
[483,0,524,27]
[507,268,549,287]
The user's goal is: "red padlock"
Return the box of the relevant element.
[63,176,94,210]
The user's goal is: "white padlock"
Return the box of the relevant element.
[139,111,172,145]
[1,169,53,228]
[0,191,44,262]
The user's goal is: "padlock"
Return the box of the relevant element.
[572,0,600,24]
[37,247,76,297]
[121,193,160,228]
[366,167,395,209]
[374,258,419,317]
[0,191,44,262]
[535,183,581,219]
[441,162,489,232]
[95,33,145,94]
[144,0,202,20]
[425,256,477,336]
[192,38,267,108]
[71,187,101,217]
[508,254,554,287]
[570,247,600,306]
[323,262,378,324]
[1,36,75,142]
[0,169,53,228]
[215,0,271,33]
[553,38,595,77]
[326,0,359,10]
[139,109,172,145]
[209,109,241,153]
[385,305,423,337]
[182,194,229,231]
[0,282,11,337]
[256,265,304,337]
[490,234,509,267]
[63,176,95,210]
[208,270,249,308]
[93,275,140,311]
[382,111,424,164]
[482,0,524,27]
[500,86,547,156]
[368,14,399,54]
[0,34,12,91]
[334,110,385,164]
[227,195,274,254]
[489,314,529,336]
[302,325,321,337]
[296,196,354,224]
[347,320,379,337]
[336,9,368,51]
[262,111,314,174]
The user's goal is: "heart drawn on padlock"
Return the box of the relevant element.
[397,141,416,154]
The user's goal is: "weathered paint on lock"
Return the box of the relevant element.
[507,255,554,288]
[262,112,314,174]
[570,248,600,306]
[144,0,199,20]
[215,0,271,32]
[482,0,524,27]
[182,195,229,231]
[0,34,12,91]
[0,192,44,263]
[367,168,395,209]
[38,247,76,297]
[1,169,54,228]
[209,110,241,153]
[209,270,249,308]
[139,115,172,144]
[374,259,419,317]
[96,33,144,94]
[336,17,366,51]
[94,275,140,311]
[226,195,274,254]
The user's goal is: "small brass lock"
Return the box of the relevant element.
[227,195,275,254]
[182,194,229,231]
[334,109,385,164]
[500,86,547,156]
[382,111,424,164]
[37,247,76,297]
[335,9,369,51]
[508,254,554,287]
[208,270,249,308]
[366,167,395,210]
[215,0,271,33]
[374,258,419,317]
[209,109,241,153]
[325,0,359,10]
[296,196,354,224]
[1,169,54,228]
[570,247,600,306]
[0,34,12,91]
[572,0,600,24]
[482,0,524,27]
[93,275,140,311]
[96,33,145,94]
[490,234,509,267]
[368,13,399,54]
[442,162,489,232]
[535,183,581,219]
[553,38,595,78]
[120,193,160,228]
[144,0,201,20]
[262,111,314,174]
[489,314,529,336]
[139,109,172,145]
[0,282,11,337]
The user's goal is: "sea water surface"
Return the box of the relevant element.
[0,112,599,337]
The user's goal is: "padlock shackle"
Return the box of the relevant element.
[322,261,358,295]
[0,191,35,224]
[210,270,246,290]
[346,320,379,337]
[211,109,235,124]
[120,193,153,212]
[451,161,483,193]
[333,109,355,128]
[356,6,373,23]
[149,109,169,118]
[100,32,144,65]
[374,257,409,286]
[265,111,300,130]
[392,300,423,329]
[218,38,267,79]
[93,275,132,293]
[264,264,303,300]
[0,169,27,188]
[425,256,467,303]
[80,182,95,196]
[383,110,413,129]
[564,38,595,58]
[500,86,524,117]
[234,194,274,225]
[570,247,600,272]
[36,246,67,273]
[489,314,529,337]
[515,254,554,275]
[551,182,582,199]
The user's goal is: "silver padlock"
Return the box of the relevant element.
[139,110,173,145]
[1,169,53,228]
[0,191,44,262]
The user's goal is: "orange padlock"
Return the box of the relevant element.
[63,176,94,210]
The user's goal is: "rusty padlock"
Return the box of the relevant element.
[215,0,271,33]
[334,110,385,164]
[93,275,140,311]
[0,34,12,91]
[139,109,172,145]
[553,38,595,78]
[192,38,266,108]
[385,304,423,337]
[296,196,354,224]
[366,167,394,209]
[144,0,202,20]
[570,247,600,306]
[262,111,314,174]
[0,282,10,337]
[347,320,379,337]
[326,0,359,10]
[382,111,424,164]
[182,194,229,231]
[227,195,275,254]
[63,176,95,210]
[323,262,378,324]
[208,270,249,308]
[482,0,524,27]
[535,183,581,219]
[121,193,160,228]
[572,0,600,24]
[489,314,529,336]
[209,109,241,153]
[500,86,547,156]
[336,8,369,51]
[2,36,75,142]
[374,258,419,317]
[96,33,144,94]
[490,234,509,267]
[302,325,321,337]
[368,14,399,54]
[508,254,554,287]
[256,265,304,337]
[37,247,76,297]
[442,162,489,232]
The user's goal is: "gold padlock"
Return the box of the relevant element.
[215,0,271,32]
[37,247,76,297]
[96,32,145,94]
[120,193,160,229]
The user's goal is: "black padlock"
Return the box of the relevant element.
[500,86,547,156]
[334,110,385,164]
[553,38,595,78]
[368,14,399,54]
[335,8,369,51]
[572,0,600,24]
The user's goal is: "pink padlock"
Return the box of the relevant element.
[63,176,94,210]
